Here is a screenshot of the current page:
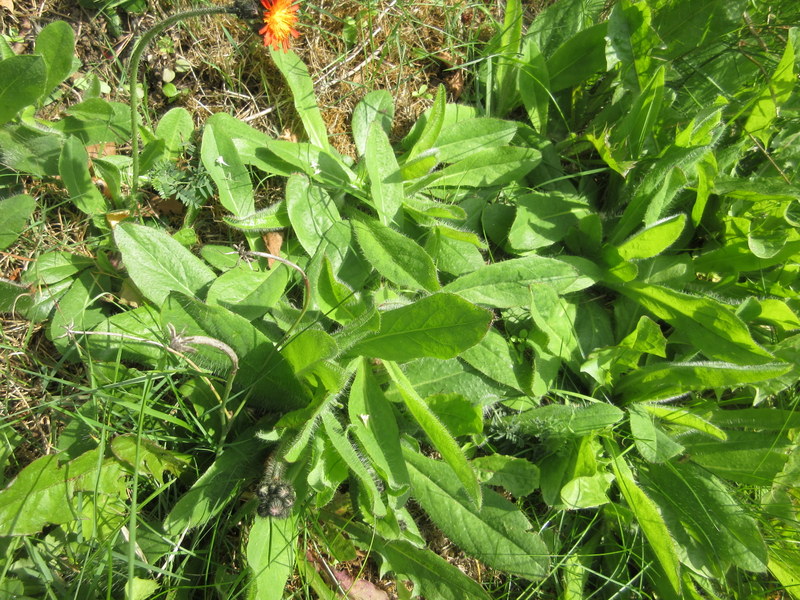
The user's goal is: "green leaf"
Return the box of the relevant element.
[161,293,307,409]
[444,255,595,308]
[114,222,215,306]
[641,405,726,440]
[321,411,386,516]
[427,394,483,437]
[286,174,342,256]
[206,265,288,321]
[510,403,624,439]
[460,328,523,392]
[605,440,681,594]
[424,146,541,189]
[163,426,265,536]
[58,136,107,214]
[616,214,686,261]
[0,449,128,536]
[490,0,523,116]
[610,280,776,365]
[0,194,35,250]
[405,449,549,579]
[385,361,482,508]
[270,49,329,149]
[435,118,520,163]
[155,107,193,159]
[508,191,591,252]
[407,84,446,160]
[629,404,684,463]
[247,514,297,600]
[349,293,491,361]
[743,30,795,146]
[34,21,75,98]
[607,1,656,92]
[640,461,768,574]
[110,435,191,480]
[617,65,665,159]
[352,90,394,156]
[546,23,608,92]
[329,515,492,600]
[348,359,410,495]
[529,283,580,362]
[201,113,255,219]
[617,361,791,403]
[365,121,404,227]
[518,39,550,131]
[0,55,46,124]
[471,455,540,497]
[352,217,439,292]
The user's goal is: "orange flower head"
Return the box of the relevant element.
[260,0,300,51]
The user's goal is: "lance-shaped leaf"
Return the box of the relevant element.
[348,293,491,361]
[352,217,439,292]
[385,361,481,508]
[405,448,549,579]
[247,514,297,600]
[115,222,215,305]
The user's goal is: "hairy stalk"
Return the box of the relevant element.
[127,3,256,202]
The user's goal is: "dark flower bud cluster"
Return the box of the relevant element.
[256,480,296,519]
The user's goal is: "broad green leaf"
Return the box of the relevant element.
[155,107,193,158]
[407,84,446,160]
[443,255,595,308]
[744,33,795,146]
[681,430,789,486]
[0,194,35,250]
[606,440,681,594]
[352,90,394,156]
[518,39,550,131]
[271,49,329,149]
[607,1,655,92]
[110,435,191,480]
[0,55,46,124]
[34,21,75,98]
[769,549,800,598]
[58,136,107,214]
[610,280,776,365]
[529,283,579,362]
[0,122,63,177]
[405,449,549,579]
[247,514,297,600]
[510,403,624,439]
[538,435,600,507]
[642,405,726,440]
[162,292,308,409]
[385,361,482,508]
[114,222,215,305]
[286,174,341,256]
[425,146,541,189]
[329,515,491,600]
[348,293,491,361]
[435,118,519,163]
[0,279,30,314]
[310,255,362,323]
[0,449,128,536]
[617,361,791,403]
[546,23,608,92]
[560,472,614,509]
[460,328,523,392]
[471,455,540,497]
[616,214,686,261]
[386,356,513,407]
[426,394,483,437]
[424,225,486,277]
[365,122,404,227]
[618,65,665,159]
[508,191,591,251]
[223,202,290,233]
[206,265,289,321]
[348,359,410,495]
[201,113,255,218]
[352,217,439,292]
[640,461,768,573]
[629,404,684,463]
[163,426,265,536]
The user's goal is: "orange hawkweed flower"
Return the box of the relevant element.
[260,0,300,51]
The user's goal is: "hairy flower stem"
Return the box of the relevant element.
[127,5,241,203]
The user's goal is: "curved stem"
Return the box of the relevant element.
[127,6,237,204]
